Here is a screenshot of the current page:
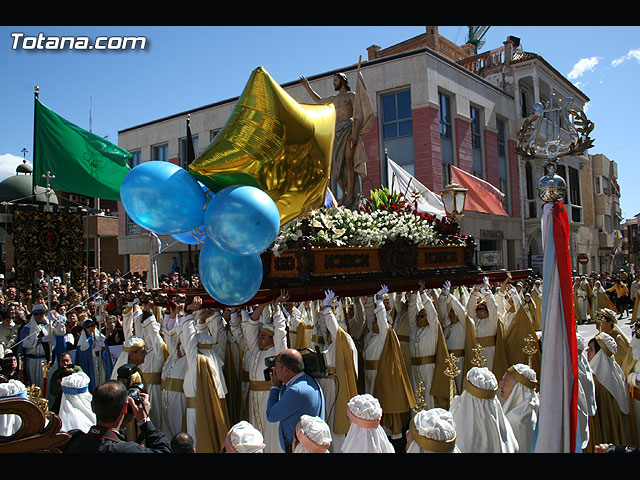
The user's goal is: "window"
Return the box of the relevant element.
[471,106,483,178]
[210,129,221,142]
[594,176,601,195]
[382,90,412,139]
[129,150,141,168]
[439,92,454,186]
[381,89,414,180]
[152,143,168,162]
[568,166,582,223]
[525,161,536,218]
[497,117,506,158]
[439,92,452,139]
[520,90,529,118]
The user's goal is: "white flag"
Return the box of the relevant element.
[387,157,447,218]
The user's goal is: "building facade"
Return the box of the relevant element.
[116,26,599,277]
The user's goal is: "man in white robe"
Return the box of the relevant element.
[576,332,597,450]
[450,366,519,453]
[341,394,394,453]
[466,278,507,380]
[626,327,640,446]
[317,290,359,452]
[407,287,449,410]
[498,363,539,453]
[19,303,62,390]
[181,314,229,453]
[230,296,287,453]
[159,311,187,439]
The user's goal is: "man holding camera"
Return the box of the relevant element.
[62,379,172,453]
[266,345,326,453]
[48,351,84,414]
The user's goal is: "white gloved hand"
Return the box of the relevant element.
[322,289,336,307]
[482,276,490,293]
[377,285,389,297]
[443,280,451,296]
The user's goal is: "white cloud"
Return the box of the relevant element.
[568,57,600,80]
[612,48,640,67]
[0,153,31,181]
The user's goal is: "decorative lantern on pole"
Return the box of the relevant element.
[440,182,468,221]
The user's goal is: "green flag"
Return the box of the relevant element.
[33,99,132,201]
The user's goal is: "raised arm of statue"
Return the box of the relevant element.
[300,76,333,105]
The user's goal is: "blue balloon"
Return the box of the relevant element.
[204,185,280,256]
[172,225,211,245]
[121,161,207,235]
[199,242,263,305]
[172,183,214,244]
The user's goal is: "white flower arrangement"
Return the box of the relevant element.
[271,205,445,256]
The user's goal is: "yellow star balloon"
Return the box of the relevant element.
[189,66,336,226]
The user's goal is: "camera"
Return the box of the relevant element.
[127,382,146,407]
[116,363,147,414]
[299,346,328,379]
[117,363,139,388]
[263,346,328,381]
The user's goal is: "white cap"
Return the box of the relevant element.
[596,331,618,355]
[467,366,498,391]
[347,394,382,424]
[412,408,457,443]
[295,415,332,452]
[123,336,145,352]
[0,379,27,398]
[225,421,265,453]
[61,371,91,390]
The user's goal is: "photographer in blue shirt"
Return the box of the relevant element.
[266,346,325,452]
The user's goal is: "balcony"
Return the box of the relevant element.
[599,232,616,249]
[85,214,119,237]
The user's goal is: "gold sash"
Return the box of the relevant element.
[411,355,436,365]
[141,371,162,386]
[161,377,184,392]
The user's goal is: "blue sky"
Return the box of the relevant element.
[2,25,640,218]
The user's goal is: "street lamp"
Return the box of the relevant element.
[440,182,468,220]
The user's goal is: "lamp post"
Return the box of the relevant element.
[440,182,468,221]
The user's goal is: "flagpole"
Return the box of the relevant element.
[32,86,39,205]
[186,115,193,283]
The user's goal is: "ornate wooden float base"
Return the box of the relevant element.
[180,238,533,307]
